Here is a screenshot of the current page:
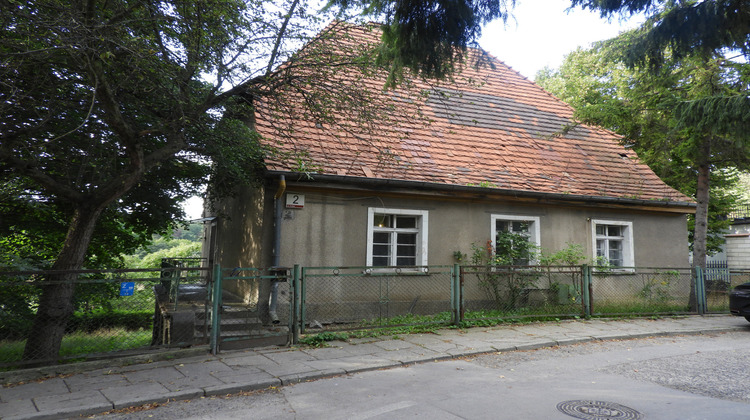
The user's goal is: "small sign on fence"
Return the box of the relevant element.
[119,281,135,296]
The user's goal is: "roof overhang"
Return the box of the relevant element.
[266,171,697,214]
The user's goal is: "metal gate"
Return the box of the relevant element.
[209,266,292,353]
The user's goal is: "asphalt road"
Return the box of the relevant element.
[91,331,750,420]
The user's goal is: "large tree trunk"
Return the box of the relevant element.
[689,142,711,311]
[22,205,104,363]
[693,163,710,269]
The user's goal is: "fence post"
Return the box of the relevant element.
[452,263,464,325]
[292,264,300,344]
[210,264,222,355]
[695,266,706,315]
[451,264,458,325]
[581,265,591,318]
[300,266,307,335]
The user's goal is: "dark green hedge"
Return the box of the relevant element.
[2,310,153,339]
[66,310,153,333]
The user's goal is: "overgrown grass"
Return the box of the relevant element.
[298,309,586,346]
[296,299,714,347]
[0,328,152,368]
[591,302,691,315]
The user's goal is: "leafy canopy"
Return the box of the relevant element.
[536,31,750,254]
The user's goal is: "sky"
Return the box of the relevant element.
[479,0,644,79]
[182,1,645,220]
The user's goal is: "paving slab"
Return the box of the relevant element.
[0,378,68,403]
[203,376,281,396]
[121,366,184,384]
[259,349,316,364]
[0,398,37,420]
[255,361,319,378]
[301,346,357,360]
[33,389,111,416]
[177,359,233,373]
[161,374,223,392]
[2,315,746,420]
[63,372,128,393]
[99,382,172,407]
[220,353,276,368]
[370,339,422,352]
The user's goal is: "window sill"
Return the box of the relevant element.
[363,267,430,276]
[592,267,636,275]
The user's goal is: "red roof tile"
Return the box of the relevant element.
[255,23,691,204]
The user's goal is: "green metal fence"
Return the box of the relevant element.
[588,267,696,316]
[460,265,586,322]
[0,263,208,369]
[298,266,455,335]
[1,264,742,369]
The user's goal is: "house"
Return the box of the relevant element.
[707,204,750,271]
[726,213,750,271]
[202,23,695,321]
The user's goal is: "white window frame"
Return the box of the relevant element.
[367,208,429,267]
[591,219,635,269]
[490,214,541,265]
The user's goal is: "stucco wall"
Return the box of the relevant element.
[212,183,691,321]
[274,187,690,269]
[204,182,275,305]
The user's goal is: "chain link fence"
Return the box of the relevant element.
[589,267,695,315]
[3,263,739,369]
[0,261,208,369]
[299,266,454,333]
[460,265,585,321]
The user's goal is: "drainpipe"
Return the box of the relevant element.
[270,175,286,324]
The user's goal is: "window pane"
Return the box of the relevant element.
[596,239,605,258]
[511,221,529,233]
[373,256,389,266]
[608,240,623,266]
[608,226,622,237]
[396,216,417,229]
[596,225,605,236]
[397,233,416,245]
[496,220,509,232]
[373,244,390,256]
[373,232,389,244]
[397,233,416,258]
[374,214,392,228]
[397,244,416,256]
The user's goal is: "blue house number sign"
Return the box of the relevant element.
[119,281,135,297]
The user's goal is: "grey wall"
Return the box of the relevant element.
[273,186,690,269]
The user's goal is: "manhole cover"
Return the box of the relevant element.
[557,400,643,420]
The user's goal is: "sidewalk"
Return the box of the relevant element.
[1,315,747,420]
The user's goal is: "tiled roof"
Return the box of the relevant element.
[255,24,691,204]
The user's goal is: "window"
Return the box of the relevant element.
[367,208,428,267]
[491,215,540,265]
[592,220,634,268]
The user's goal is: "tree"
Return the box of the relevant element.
[564,0,750,272]
[536,41,744,256]
[570,0,750,67]
[0,0,512,362]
